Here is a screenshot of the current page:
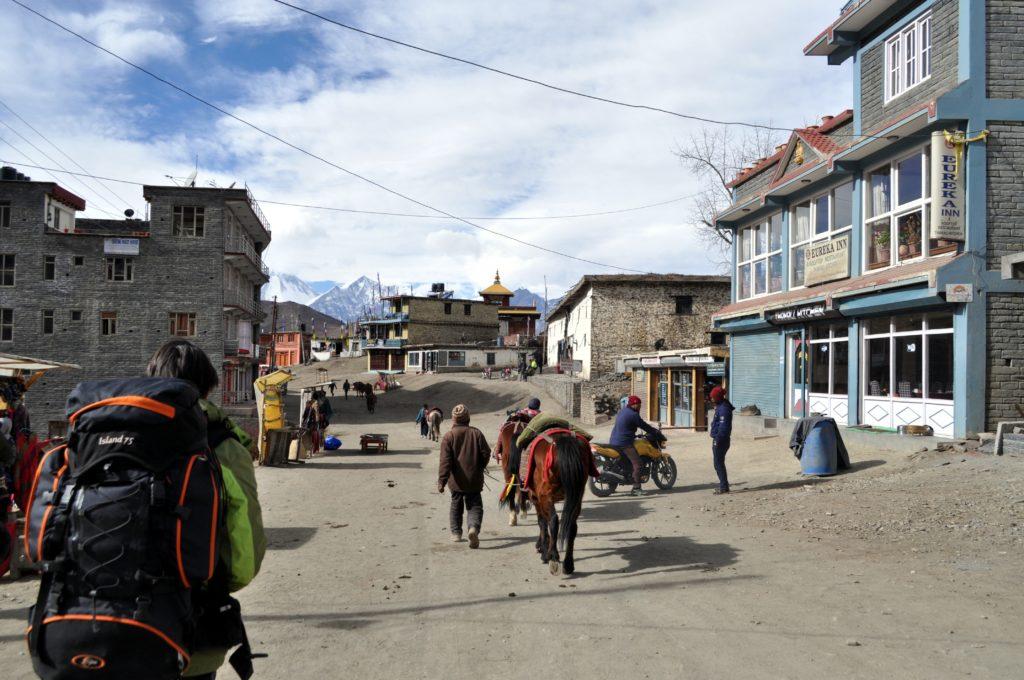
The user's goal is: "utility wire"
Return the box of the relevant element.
[0,117,124,215]
[8,0,645,273]
[0,160,699,222]
[0,97,139,213]
[0,137,119,217]
[270,0,986,142]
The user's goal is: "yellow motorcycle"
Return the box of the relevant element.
[589,432,677,497]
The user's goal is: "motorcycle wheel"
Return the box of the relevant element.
[652,457,677,490]
[589,477,618,498]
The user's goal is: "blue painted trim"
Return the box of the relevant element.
[850,174,863,278]
[953,297,985,437]
[731,229,738,302]
[859,0,937,55]
[718,316,772,333]
[778,329,787,419]
[847,318,861,426]
[837,285,948,316]
[852,52,862,136]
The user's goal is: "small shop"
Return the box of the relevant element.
[619,347,728,430]
[408,344,523,374]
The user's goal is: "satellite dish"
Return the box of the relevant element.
[124,209,135,218]
[228,181,236,189]
[185,169,198,187]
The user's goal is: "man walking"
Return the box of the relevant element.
[437,404,490,548]
[329,381,336,397]
[343,379,351,399]
[709,386,734,495]
[415,403,429,438]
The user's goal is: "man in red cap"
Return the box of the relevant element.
[609,395,661,496]
[709,386,734,494]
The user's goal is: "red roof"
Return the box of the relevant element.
[49,185,86,211]
[714,255,959,321]
[728,110,853,189]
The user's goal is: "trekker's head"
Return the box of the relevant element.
[627,395,642,412]
[146,339,219,399]
[710,386,726,405]
[528,398,541,411]
[452,404,470,425]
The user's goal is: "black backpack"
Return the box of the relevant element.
[24,377,224,679]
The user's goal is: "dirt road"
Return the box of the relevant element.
[2,373,1022,679]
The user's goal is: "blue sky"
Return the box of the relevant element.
[0,0,852,297]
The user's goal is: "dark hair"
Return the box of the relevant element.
[146,340,219,398]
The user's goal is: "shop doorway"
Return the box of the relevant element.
[658,371,669,423]
[786,333,809,419]
[672,370,692,427]
[807,323,850,424]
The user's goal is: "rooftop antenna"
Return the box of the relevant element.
[184,168,198,188]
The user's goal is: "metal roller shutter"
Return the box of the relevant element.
[731,331,781,417]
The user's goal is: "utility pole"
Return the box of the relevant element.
[269,296,279,371]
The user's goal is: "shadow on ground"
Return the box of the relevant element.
[581,535,739,577]
[264,527,319,551]
[738,459,886,493]
[580,497,654,523]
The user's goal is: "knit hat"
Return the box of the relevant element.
[710,386,726,403]
[528,398,541,410]
[452,404,470,424]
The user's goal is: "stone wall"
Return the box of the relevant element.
[579,373,631,426]
[407,298,499,345]
[589,280,730,377]
[860,0,959,133]
[0,182,256,426]
[732,168,774,204]
[987,0,1024,99]
[986,293,1024,430]
[531,373,582,419]
[987,121,1024,267]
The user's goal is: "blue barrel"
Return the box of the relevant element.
[800,421,838,476]
[324,435,342,451]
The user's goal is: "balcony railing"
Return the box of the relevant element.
[244,184,271,236]
[225,236,270,279]
[224,289,262,319]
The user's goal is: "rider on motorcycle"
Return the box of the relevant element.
[609,395,662,496]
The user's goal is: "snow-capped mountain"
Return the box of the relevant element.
[308,276,381,322]
[262,272,318,304]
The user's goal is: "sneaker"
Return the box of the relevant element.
[713,488,730,495]
[630,487,645,497]
[450,532,463,542]
[468,527,480,549]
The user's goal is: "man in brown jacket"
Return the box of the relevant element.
[437,404,491,548]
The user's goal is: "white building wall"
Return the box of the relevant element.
[544,288,594,378]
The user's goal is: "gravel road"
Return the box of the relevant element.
[2,372,1022,679]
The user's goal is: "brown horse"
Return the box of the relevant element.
[494,418,530,526]
[351,381,374,398]
[517,429,589,575]
[427,409,443,441]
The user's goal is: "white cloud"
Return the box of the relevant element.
[65,2,186,64]
[2,0,852,296]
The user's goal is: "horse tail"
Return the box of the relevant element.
[554,434,587,551]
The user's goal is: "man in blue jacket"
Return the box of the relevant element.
[609,395,661,496]
[709,386,734,494]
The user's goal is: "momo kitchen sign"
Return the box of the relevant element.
[803,233,850,286]
[767,301,840,325]
[930,131,965,241]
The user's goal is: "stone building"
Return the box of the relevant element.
[713,0,1024,438]
[0,166,270,430]
[361,288,500,372]
[544,274,731,380]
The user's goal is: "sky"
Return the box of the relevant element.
[0,0,852,298]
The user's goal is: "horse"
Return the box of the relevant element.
[523,429,589,575]
[351,381,374,398]
[427,409,442,441]
[494,417,531,526]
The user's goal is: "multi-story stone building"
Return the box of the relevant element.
[0,166,270,431]
[545,274,731,380]
[712,0,1024,438]
[361,288,500,372]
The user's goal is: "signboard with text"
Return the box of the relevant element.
[767,302,841,325]
[706,363,726,378]
[103,238,140,255]
[640,357,661,368]
[945,283,974,303]
[804,233,850,286]
[930,131,966,241]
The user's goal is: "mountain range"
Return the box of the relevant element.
[263,272,559,324]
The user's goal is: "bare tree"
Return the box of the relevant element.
[674,126,786,271]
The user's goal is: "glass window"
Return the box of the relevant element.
[754,260,767,296]
[927,313,953,330]
[0,254,15,287]
[897,211,924,261]
[833,341,849,395]
[810,342,830,393]
[769,214,783,251]
[893,314,923,333]
[886,12,933,101]
[897,155,922,206]
[867,338,890,397]
[0,202,9,229]
[754,222,767,256]
[44,256,56,281]
[895,335,923,398]
[106,257,134,282]
[814,195,830,235]
[738,265,751,299]
[768,253,783,293]
[792,202,810,243]
[740,229,752,261]
[169,312,197,337]
[448,351,466,367]
[0,308,11,342]
[927,334,953,400]
[810,325,831,341]
[791,244,806,288]
[100,311,117,336]
[868,167,891,218]
[172,206,205,237]
[834,182,853,230]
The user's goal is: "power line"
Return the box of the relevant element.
[0,160,699,222]
[0,117,124,215]
[0,138,119,218]
[270,0,986,142]
[0,97,139,213]
[8,0,644,273]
